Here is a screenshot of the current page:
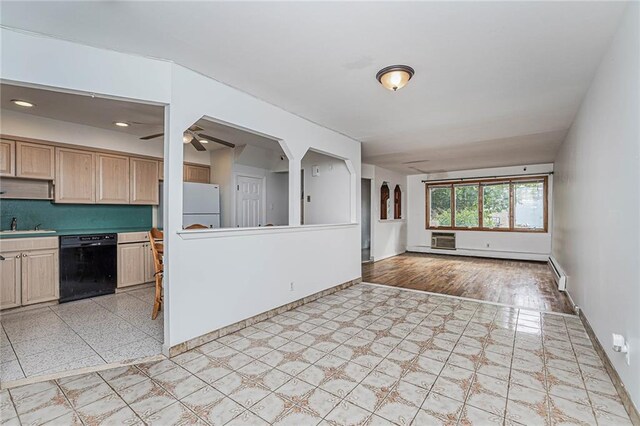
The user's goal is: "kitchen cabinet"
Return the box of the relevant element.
[21,249,59,306]
[158,161,164,181]
[16,142,55,180]
[0,139,16,177]
[130,157,159,205]
[184,164,210,183]
[96,153,130,204]
[0,237,59,310]
[117,232,154,288]
[0,251,22,309]
[55,147,96,203]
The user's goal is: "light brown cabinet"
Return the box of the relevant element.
[96,153,130,204]
[1,238,59,310]
[0,139,16,177]
[16,142,55,180]
[184,164,210,183]
[117,237,154,288]
[55,147,96,203]
[130,157,159,205]
[0,251,22,309]
[158,161,164,181]
[21,249,59,306]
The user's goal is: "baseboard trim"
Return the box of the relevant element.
[407,246,549,262]
[579,310,640,425]
[168,277,362,357]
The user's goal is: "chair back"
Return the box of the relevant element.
[148,228,164,273]
[185,224,208,230]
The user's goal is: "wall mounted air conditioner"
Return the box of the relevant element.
[548,256,567,291]
[431,232,456,250]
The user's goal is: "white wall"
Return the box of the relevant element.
[552,3,640,408]
[407,164,554,261]
[301,150,352,225]
[362,164,408,261]
[0,109,210,164]
[210,148,235,227]
[1,28,361,352]
[266,172,289,226]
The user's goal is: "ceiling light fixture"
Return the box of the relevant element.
[182,133,193,144]
[11,99,35,108]
[113,121,129,127]
[376,65,415,91]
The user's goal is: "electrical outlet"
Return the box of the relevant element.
[290,282,294,291]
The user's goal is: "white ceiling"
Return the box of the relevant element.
[0,1,628,173]
[1,83,281,153]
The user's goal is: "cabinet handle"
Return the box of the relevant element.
[22,253,27,257]
[0,255,5,261]
[16,254,20,259]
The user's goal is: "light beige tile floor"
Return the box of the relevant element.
[1,286,163,382]
[0,283,633,425]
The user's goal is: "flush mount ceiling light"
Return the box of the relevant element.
[376,65,415,91]
[113,121,129,127]
[11,99,35,108]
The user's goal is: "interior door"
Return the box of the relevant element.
[236,175,263,227]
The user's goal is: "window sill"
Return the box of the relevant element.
[427,227,548,234]
[377,219,406,223]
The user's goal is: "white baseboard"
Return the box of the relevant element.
[371,250,407,262]
[407,245,549,262]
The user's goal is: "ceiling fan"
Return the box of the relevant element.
[140,125,235,152]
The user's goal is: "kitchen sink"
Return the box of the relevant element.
[0,230,56,235]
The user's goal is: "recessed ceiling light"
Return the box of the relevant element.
[11,99,35,108]
[376,65,415,91]
[113,121,129,127]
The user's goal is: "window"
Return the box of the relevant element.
[455,184,479,228]
[482,183,510,229]
[428,186,452,227]
[514,181,544,230]
[426,176,547,232]
[394,185,402,219]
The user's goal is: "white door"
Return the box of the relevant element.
[236,176,264,227]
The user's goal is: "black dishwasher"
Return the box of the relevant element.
[59,234,117,303]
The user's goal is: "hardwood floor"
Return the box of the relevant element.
[362,252,574,314]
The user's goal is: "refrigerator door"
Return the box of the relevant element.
[183,183,220,214]
[183,214,220,229]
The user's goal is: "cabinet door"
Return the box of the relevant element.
[96,153,130,204]
[130,158,159,205]
[16,142,55,180]
[0,251,21,309]
[55,147,96,203]
[21,249,59,306]
[184,165,210,183]
[158,161,164,181]
[0,139,16,177]
[117,243,146,287]
[144,243,156,283]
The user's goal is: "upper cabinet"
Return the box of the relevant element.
[130,157,159,205]
[184,164,210,183]
[0,139,16,177]
[96,153,130,204]
[55,147,96,203]
[158,161,164,181]
[16,142,55,180]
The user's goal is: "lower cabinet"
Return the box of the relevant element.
[117,233,154,288]
[0,239,59,310]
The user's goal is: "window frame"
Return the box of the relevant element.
[425,175,548,233]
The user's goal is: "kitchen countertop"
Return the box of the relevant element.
[0,227,154,239]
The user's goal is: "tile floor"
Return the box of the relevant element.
[1,283,633,425]
[1,286,163,383]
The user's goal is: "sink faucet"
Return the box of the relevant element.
[34,224,41,231]
[10,217,17,231]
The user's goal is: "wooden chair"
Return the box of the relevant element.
[185,224,208,229]
[149,228,164,320]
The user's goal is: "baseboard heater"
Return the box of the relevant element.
[548,256,567,291]
[431,232,456,250]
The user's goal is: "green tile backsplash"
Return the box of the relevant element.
[0,200,152,231]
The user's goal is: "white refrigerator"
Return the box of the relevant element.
[159,182,221,229]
